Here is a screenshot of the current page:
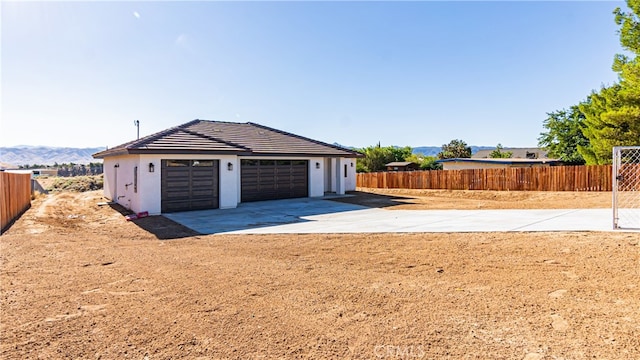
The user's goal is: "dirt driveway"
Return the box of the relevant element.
[1,190,638,359]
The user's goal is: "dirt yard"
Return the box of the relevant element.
[1,190,638,359]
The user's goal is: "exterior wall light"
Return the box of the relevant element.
[227,162,233,171]
[315,162,320,169]
[351,162,354,167]
[148,162,155,172]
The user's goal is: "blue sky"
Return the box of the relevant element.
[1,1,625,149]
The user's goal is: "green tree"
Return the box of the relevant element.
[388,146,413,163]
[437,139,472,159]
[405,154,443,170]
[356,143,413,172]
[538,106,588,165]
[541,0,640,164]
[577,0,640,164]
[577,84,640,164]
[613,0,640,62]
[356,143,385,172]
[489,144,513,159]
[613,0,640,109]
[355,160,369,173]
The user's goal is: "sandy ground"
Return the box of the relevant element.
[1,190,639,359]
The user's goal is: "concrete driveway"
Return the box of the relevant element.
[163,196,632,234]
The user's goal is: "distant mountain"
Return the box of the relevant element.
[411,146,441,156]
[336,144,495,156]
[0,144,499,168]
[0,146,105,167]
[332,142,358,150]
[336,144,496,156]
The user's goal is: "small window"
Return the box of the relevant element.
[276,160,291,166]
[133,166,138,193]
[166,160,190,167]
[241,159,258,166]
[192,160,214,167]
[344,164,348,178]
[292,160,307,166]
[260,160,275,166]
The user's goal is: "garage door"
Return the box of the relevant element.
[161,160,219,213]
[241,160,308,202]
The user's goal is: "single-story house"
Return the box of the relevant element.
[385,161,419,171]
[0,162,17,171]
[31,168,59,177]
[2,168,58,177]
[472,147,550,160]
[93,120,363,215]
[436,158,562,170]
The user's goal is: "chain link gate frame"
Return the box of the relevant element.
[613,146,640,230]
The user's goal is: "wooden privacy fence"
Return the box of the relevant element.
[1,172,32,234]
[357,165,613,191]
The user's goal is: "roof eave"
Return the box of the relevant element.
[94,149,363,159]
[92,148,130,159]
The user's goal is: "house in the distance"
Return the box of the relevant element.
[0,162,17,171]
[472,147,549,160]
[2,168,58,177]
[437,147,562,170]
[385,161,419,172]
[93,120,362,215]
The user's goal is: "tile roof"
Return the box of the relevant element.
[93,120,362,158]
[385,162,416,167]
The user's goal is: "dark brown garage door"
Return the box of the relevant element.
[161,160,219,213]
[241,160,308,202]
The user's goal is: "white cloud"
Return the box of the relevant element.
[133,11,140,19]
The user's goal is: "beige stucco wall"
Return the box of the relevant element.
[103,154,238,215]
[102,154,357,214]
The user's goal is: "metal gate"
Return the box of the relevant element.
[613,146,640,229]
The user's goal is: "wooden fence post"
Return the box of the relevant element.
[1,172,32,234]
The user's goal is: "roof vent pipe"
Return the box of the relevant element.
[134,120,140,140]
